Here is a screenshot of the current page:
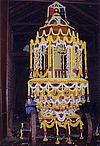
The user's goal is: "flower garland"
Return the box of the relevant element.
[40,116,83,131]
[28,81,88,89]
[55,111,67,122]
[33,69,48,78]
[36,31,86,49]
[34,48,39,70]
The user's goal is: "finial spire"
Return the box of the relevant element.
[47,1,68,23]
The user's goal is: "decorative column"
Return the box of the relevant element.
[52,47,55,78]
[30,39,33,70]
[84,42,88,78]
[48,36,52,78]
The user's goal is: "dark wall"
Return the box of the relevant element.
[14,57,29,121]
[0,0,8,142]
[88,33,100,120]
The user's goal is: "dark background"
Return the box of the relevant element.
[0,0,100,142]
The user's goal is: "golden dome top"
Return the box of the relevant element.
[37,2,74,37]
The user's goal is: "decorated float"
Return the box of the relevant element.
[22,1,92,145]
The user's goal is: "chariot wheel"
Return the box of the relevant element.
[81,113,93,144]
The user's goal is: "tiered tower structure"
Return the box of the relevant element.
[28,1,90,144]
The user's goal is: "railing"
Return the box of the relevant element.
[30,69,69,78]
[29,69,48,78]
[55,69,68,78]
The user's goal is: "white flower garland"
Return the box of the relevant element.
[29,82,88,90]
[55,111,66,122]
